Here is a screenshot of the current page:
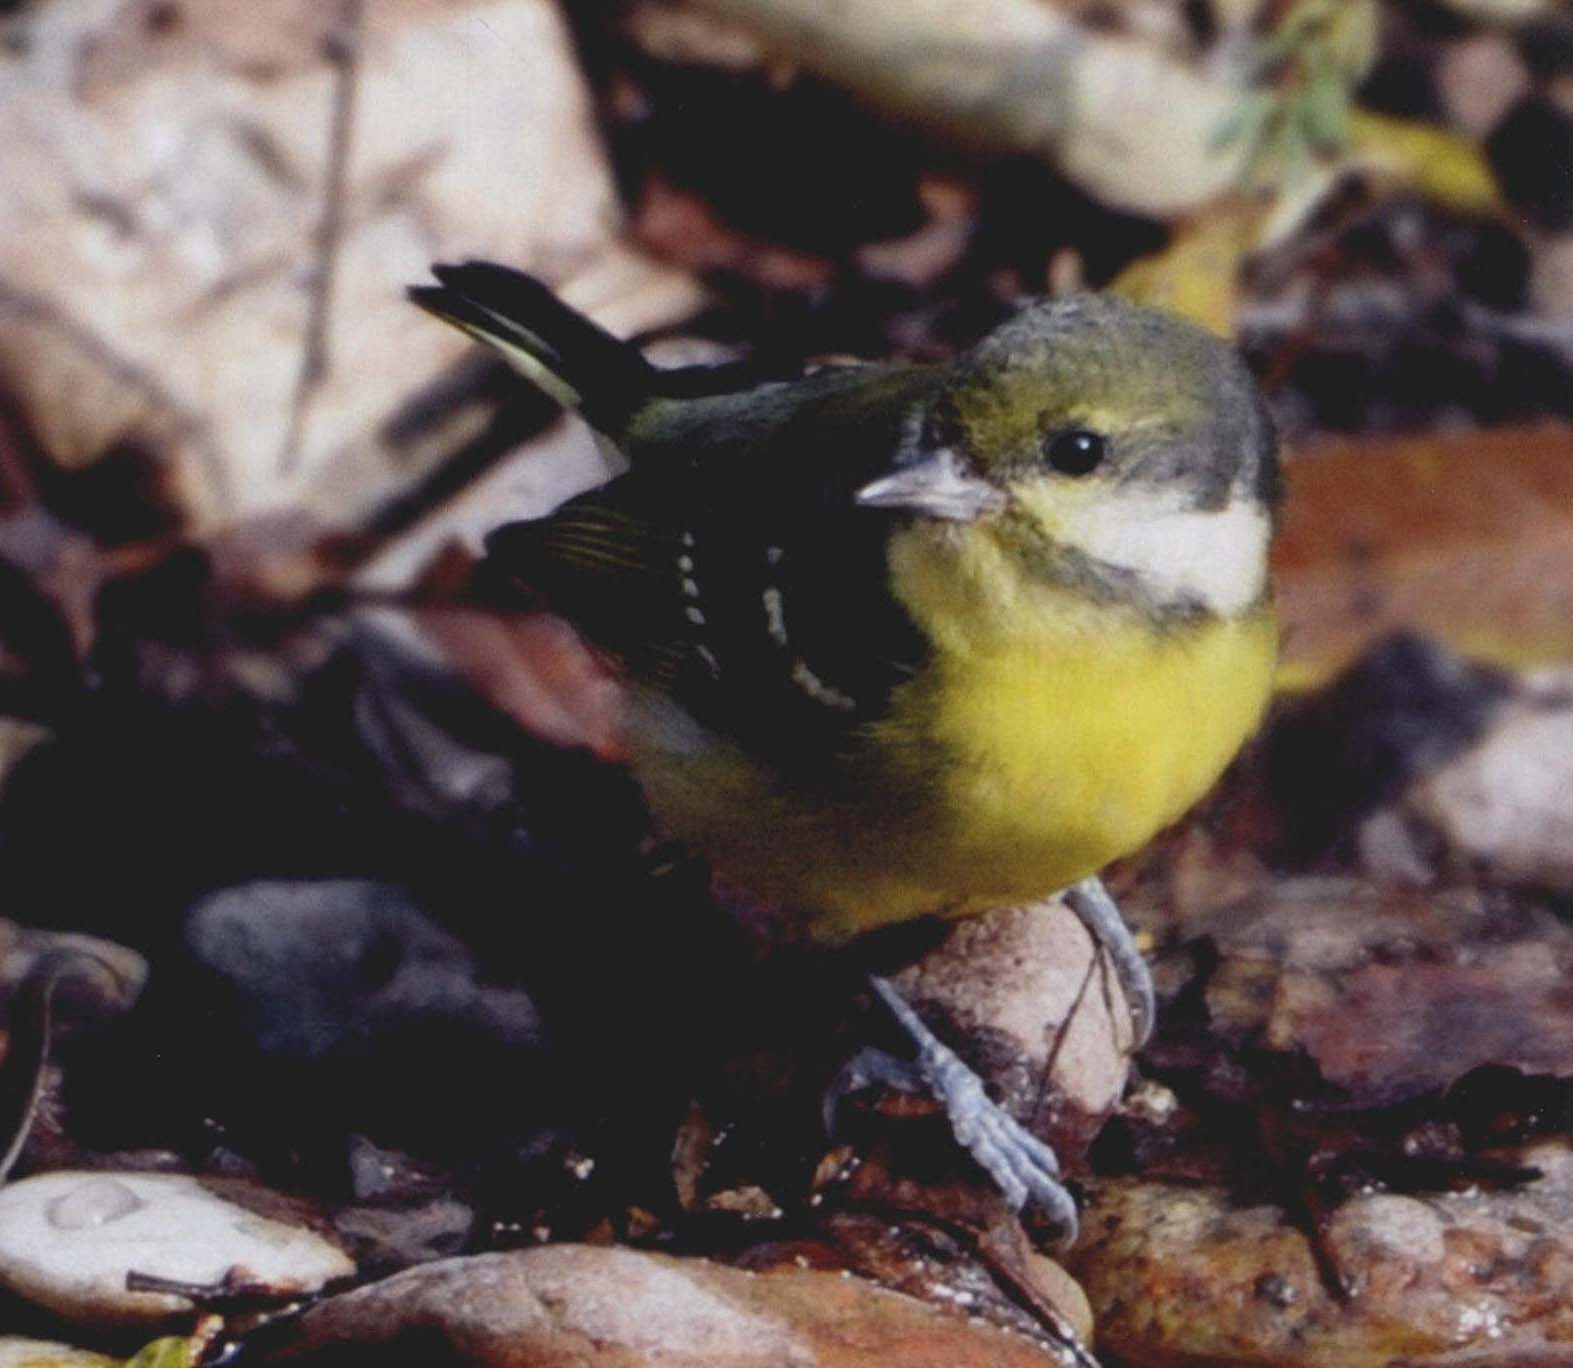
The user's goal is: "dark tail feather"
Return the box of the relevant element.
[408,260,656,434]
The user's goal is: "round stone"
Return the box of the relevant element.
[0,1172,354,1326]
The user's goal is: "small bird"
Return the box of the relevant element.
[410,262,1280,1236]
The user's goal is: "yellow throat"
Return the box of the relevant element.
[825,520,1278,938]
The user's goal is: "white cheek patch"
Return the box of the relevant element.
[1054,486,1271,616]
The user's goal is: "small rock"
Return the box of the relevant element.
[1529,231,1573,321]
[1326,1193,1446,1267]
[1436,32,1533,138]
[0,1340,116,1368]
[184,880,543,1059]
[1406,699,1573,890]
[0,1172,354,1326]
[270,1245,1064,1366]
[1072,1139,1573,1366]
[890,898,1137,1160]
[343,1135,452,1205]
[1353,806,1435,886]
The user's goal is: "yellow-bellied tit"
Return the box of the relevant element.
[410,261,1280,1239]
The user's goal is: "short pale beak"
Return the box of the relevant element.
[855,448,1006,521]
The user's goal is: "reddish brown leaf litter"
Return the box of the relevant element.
[1274,423,1573,688]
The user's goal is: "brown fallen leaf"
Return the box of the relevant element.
[415,607,627,762]
[1190,881,1573,1104]
[1272,422,1573,690]
[633,176,836,293]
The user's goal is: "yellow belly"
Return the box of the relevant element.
[876,606,1277,927]
[627,605,1276,944]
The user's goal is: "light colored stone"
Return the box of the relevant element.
[1528,234,1573,332]
[279,1245,1064,1366]
[1436,33,1532,139]
[892,898,1135,1155]
[0,1172,353,1326]
[1408,702,1573,890]
[0,1340,116,1368]
[1328,1194,1446,1266]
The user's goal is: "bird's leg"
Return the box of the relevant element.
[830,975,1081,1244]
[826,879,1154,1242]
[1063,875,1155,1048]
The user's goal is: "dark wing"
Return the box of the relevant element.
[482,363,939,770]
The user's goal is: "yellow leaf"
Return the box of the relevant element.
[1110,201,1266,337]
[1348,110,1501,214]
[121,1339,194,1368]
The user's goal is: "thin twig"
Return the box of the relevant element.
[0,950,131,1184]
[1035,941,1100,1127]
[279,0,365,476]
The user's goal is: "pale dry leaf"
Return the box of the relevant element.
[0,0,702,538]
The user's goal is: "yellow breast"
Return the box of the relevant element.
[818,522,1278,938]
[894,604,1276,904]
[626,527,1276,944]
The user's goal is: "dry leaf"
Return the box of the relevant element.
[1111,201,1265,336]
[1273,423,1573,690]
[0,0,701,535]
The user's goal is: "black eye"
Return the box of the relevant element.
[1044,428,1106,476]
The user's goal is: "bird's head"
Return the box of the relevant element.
[858,294,1279,627]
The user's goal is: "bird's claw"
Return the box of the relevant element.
[829,880,1151,1243]
[856,976,1080,1245]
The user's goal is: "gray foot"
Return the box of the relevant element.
[1063,875,1155,1048]
[831,976,1080,1244]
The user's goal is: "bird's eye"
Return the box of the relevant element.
[1044,428,1106,476]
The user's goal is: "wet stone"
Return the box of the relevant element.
[0,1172,354,1326]
[271,1244,1069,1367]
[1070,1139,1573,1367]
